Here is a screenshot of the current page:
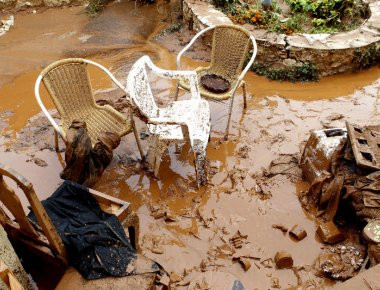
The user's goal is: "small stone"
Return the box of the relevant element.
[151,209,165,219]
[317,221,344,244]
[210,171,228,186]
[289,224,307,241]
[169,272,182,283]
[271,277,281,288]
[274,251,293,269]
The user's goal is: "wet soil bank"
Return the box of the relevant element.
[0,1,379,288]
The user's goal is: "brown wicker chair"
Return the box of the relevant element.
[35,58,143,157]
[175,25,257,139]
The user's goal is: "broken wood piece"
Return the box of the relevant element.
[324,175,344,221]
[317,221,344,244]
[272,224,288,233]
[274,251,293,269]
[238,258,251,271]
[289,224,307,241]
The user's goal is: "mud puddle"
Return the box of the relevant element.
[0,1,379,289]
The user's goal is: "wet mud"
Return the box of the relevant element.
[0,1,379,289]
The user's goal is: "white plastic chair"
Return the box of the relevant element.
[127,56,211,186]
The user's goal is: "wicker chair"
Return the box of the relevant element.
[35,58,143,158]
[127,56,211,187]
[175,25,258,139]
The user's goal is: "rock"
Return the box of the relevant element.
[317,221,344,244]
[289,224,307,241]
[169,272,182,283]
[271,277,281,288]
[272,224,288,233]
[210,171,228,186]
[274,251,293,269]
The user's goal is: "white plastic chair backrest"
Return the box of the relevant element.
[127,56,159,119]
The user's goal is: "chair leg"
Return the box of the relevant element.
[54,130,59,152]
[131,114,144,160]
[242,82,247,109]
[174,84,180,101]
[193,142,207,187]
[146,136,168,177]
[224,93,236,140]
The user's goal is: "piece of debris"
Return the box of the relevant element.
[346,122,380,171]
[314,241,365,280]
[210,171,228,186]
[169,272,182,283]
[238,258,251,271]
[317,221,344,244]
[289,224,307,241]
[274,251,293,269]
[271,277,281,288]
[272,224,288,233]
[229,231,248,249]
[260,258,274,268]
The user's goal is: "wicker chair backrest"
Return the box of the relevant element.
[210,25,251,82]
[41,59,95,130]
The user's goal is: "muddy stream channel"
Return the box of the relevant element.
[0,1,379,288]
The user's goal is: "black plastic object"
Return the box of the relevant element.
[201,74,231,94]
[29,181,159,279]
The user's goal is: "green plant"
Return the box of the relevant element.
[251,62,318,82]
[354,44,380,70]
[86,0,109,17]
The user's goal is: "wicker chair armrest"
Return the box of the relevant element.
[176,26,215,70]
[34,75,65,139]
[233,35,258,92]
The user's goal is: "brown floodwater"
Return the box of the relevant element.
[0,1,379,289]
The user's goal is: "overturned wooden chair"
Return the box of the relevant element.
[34,58,143,158]
[127,55,211,187]
[0,163,149,289]
[175,25,258,139]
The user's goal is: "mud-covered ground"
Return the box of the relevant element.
[0,1,379,289]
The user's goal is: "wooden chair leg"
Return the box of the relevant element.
[242,82,247,109]
[54,130,59,152]
[174,84,180,101]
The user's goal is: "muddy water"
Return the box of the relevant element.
[0,1,379,289]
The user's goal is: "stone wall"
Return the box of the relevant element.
[0,0,84,9]
[182,0,380,77]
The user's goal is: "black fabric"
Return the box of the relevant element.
[28,181,155,280]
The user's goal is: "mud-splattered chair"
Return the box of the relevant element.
[34,58,143,158]
[127,55,211,186]
[0,163,152,289]
[0,163,140,265]
[175,25,258,139]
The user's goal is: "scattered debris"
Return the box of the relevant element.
[272,224,288,233]
[316,221,344,244]
[314,242,365,280]
[289,224,307,241]
[0,16,14,37]
[271,277,281,288]
[229,231,248,249]
[274,251,293,269]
